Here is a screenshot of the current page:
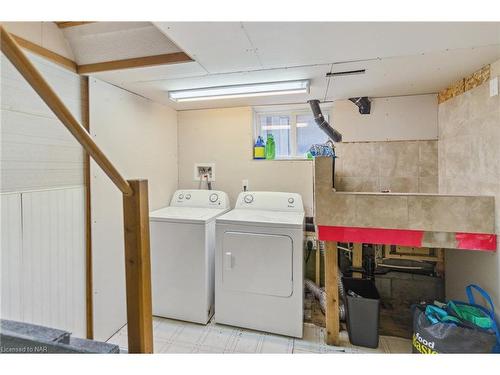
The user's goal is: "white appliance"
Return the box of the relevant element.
[150,189,230,324]
[215,191,305,338]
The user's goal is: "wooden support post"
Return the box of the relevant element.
[324,241,340,346]
[315,241,321,286]
[81,75,93,340]
[352,242,363,278]
[123,180,153,354]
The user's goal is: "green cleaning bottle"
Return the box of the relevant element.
[265,134,276,160]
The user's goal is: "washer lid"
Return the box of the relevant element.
[216,209,304,229]
[150,206,229,224]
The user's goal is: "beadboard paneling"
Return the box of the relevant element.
[0,193,23,321]
[20,187,86,337]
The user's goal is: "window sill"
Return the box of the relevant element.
[251,158,313,162]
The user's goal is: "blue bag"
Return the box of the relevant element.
[452,284,500,353]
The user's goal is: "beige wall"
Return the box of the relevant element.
[89,78,178,340]
[334,140,438,193]
[1,22,75,59]
[332,94,438,142]
[177,107,315,214]
[438,59,500,318]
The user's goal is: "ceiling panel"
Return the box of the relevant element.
[92,61,207,85]
[63,22,183,65]
[242,22,500,69]
[110,44,500,110]
[154,22,262,73]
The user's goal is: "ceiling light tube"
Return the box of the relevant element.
[169,80,310,102]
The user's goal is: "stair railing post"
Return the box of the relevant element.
[122,179,154,354]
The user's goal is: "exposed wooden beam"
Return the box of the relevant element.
[10,34,78,72]
[77,52,193,74]
[55,22,95,29]
[352,243,363,278]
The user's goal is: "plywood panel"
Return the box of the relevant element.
[0,193,23,321]
[20,187,86,337]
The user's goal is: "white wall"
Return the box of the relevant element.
[89,78,178,340]
[1,51,86,337]
[177,107,315,215]
[331,94,438,142]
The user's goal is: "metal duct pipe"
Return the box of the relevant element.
[349,97,371,114]
[308,100,342,142]
[304,278,345,321]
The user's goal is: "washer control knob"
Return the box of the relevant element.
[288,197,295,204]
[185,194,191,200]
[244,194,254,204]
[209,193,218,203]
[178,193,184,199]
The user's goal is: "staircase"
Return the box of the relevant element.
[0,320,120,354]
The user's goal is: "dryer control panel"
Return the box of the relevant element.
[170,189,230,209]
[235,191,304,212]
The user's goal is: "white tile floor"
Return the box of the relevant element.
[107,316,412,354]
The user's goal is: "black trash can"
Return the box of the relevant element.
[342,277,381,348]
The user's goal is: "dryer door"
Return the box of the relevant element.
[222,231,293,297]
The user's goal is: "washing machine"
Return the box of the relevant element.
[150,189,230,324]
[215,191,305,338]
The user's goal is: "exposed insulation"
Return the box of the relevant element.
[437,78,465,104]
[464,64,490,91]
[438,64,491,104]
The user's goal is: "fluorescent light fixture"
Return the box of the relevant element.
[169,80,310,102]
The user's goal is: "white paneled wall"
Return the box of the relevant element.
[1,51,84,192]
[1,50,86,337]
[0,193,23,320]
[0,188,86,337]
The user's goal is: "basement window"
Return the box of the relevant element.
[253,107,330,159]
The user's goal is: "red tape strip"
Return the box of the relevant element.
[317,226,497,251]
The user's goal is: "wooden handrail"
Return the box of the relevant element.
[0,26,133,197]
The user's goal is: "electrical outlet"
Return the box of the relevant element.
[490,77,499,97]
[194,163,215,181]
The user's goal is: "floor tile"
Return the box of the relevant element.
[230,330,264,353]
[259,334,293,353]
[154,319,184,341]
[106,316,412,354]
[200,324,238,350]
[173,323,210,345]
[161,342,196,353]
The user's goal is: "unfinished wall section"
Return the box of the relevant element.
[334,140,438,193]
[438,59,500,318]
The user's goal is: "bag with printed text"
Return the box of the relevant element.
[412,285,500,353]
